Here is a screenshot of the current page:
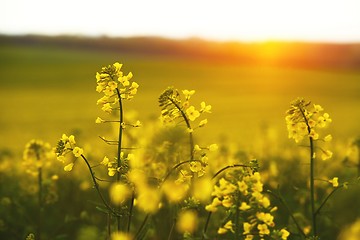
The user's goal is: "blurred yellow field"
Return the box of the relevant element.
[1,37,359,153]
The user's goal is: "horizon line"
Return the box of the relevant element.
[1,32,360,45]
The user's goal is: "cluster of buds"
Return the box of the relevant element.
[285,98,333,160]
[159,87,211,129]
[55,134,84,171]
[96,62,139,113]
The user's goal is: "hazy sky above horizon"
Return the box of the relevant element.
[2,0,360,42]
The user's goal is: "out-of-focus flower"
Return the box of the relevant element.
[329,177,339,187]
[176,210,198,234]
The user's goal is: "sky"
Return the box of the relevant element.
[2,0,360,42]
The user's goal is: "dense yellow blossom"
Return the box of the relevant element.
[285,98,333,160]
[55,134,84,172]
[96,62,139,114]
[207,170,286,239]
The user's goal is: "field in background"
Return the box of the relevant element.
[1,35,360,240]
[0,35,360,154]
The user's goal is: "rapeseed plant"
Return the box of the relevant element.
[23,139,57,240]
[283,98,353,239]
[56,62,140,237]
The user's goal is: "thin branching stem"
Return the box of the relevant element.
[162,159,203,183]
[201,212,212,240]
[267,189,306,238]
[212,164,250,179]
[127,191,135,232]
[315,185,343,216]
[116,88,124,231]
[234,191,240,239]
[167,97,194,160]
[309,137,317,235]
[80,154,119,217]
[134,214,150,239]
[36,152,42,240]
[167,218,176,240]
[298,106,317,237]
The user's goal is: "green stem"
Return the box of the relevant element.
[37,166,42,240]
[201,212,212,240]
[116,88,124,231]
[80,154,119,217]
[127,192,135,232]
[315,185,342,216]
[309,137,317,236]
[135,214,150,239]
[35,151,42,240]
[168,97,194,160]
[234,191,240,239]
[167,218,176,240]
[212,164,250,179]
[298,106,317,237]
[107,213,111,239]
[268,189,306,238]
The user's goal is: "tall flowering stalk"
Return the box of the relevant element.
[95,62,139,231]
[55,62,140,237]
[23,139,53,240]
[159,87,213,178]
[285,98,333,238]
[158,87,215,238]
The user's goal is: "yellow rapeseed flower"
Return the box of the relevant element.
[162,181,188,203]
[176,210,198,234]
[280,229,290,239]
[192,177,213,203]
[72,147,83,158]
[329,177,339,187]
[136,187,161,213]
[257,223,270,235]
[64,163,74,172]
[239,202,251,211]
[182,89,195,100]
[321,149,333,160]
[243,222,252,234]
[218,220,234,234]
[200,101,212,113]
[109,183,131,205]
[186,106,200,121]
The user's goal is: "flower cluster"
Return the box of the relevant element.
[23,139,52,176]
[206,170,289,239]
[158,87,214,177]
[96,62,139,113]
[55,134,84,171]
[159,87,211,129]
[285,98,333,160]
[100,153,133,177]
